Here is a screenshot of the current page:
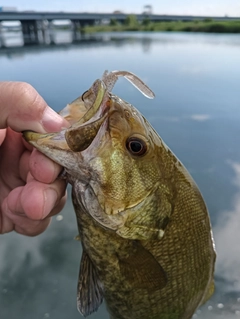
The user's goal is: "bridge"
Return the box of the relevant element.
[1,11,239,23]
[0,11,239,46]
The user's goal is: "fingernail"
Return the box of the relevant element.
[43,188,58,219]
[42,107,70,132]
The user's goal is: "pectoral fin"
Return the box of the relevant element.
[119,241,167,290]
[77,250,104,316]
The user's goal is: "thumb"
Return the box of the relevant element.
[0,81,69,133]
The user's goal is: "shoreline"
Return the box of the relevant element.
[83,17,240,34]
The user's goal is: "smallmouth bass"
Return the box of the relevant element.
[23,70,216,319]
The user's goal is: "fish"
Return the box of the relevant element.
[23,70,216,319]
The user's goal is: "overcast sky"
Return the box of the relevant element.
[0,0,240,17]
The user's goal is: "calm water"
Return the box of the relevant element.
[1,30,240,319]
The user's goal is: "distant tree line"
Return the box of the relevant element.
[83,15,240,33]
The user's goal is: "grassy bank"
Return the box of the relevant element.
[83,16,240,34]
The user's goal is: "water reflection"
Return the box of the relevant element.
[195,162,240,318]
[0,30,157,57]
[154,114,211,123]
[2,29,240,51]
[1,30,240,62]
[214,162,240,291]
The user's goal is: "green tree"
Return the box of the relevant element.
[109,18,118,26]
[142,17,151,26]
[124,15,139,26]
[203,18,213,23]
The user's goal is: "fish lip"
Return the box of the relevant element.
[23,129,93,182]
[22,129,71,164]
[69,79,109,128]
[22,81,112,165]
[22,95,111,166]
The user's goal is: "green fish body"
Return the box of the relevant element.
[23,70,216,319]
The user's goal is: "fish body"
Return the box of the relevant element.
[23,71,216,319]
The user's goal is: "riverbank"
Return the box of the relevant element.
[84,17,240,34]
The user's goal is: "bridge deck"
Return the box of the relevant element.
[0,11,239,22]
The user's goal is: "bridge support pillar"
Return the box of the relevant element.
[46,20,55,44]
[0,22,6,48]
[72,19,82,41]
[37,20,49,44]
[21,20,41,45]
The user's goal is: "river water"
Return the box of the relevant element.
[0,30,240,319]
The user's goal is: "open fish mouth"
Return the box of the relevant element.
[23,79,108,154]
[23,70,154,155]
[64,80,109,152]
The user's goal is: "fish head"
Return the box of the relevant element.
[80,92,164,216]
[23,71,173,239]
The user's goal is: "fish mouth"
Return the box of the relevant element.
[65,111,108,152]
[23,80,110,163]
[23,69,155,163]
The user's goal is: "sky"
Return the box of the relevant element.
[0,0,240,17]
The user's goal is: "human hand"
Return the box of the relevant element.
[0,82,69,236]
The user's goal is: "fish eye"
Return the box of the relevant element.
[126,137,147,156]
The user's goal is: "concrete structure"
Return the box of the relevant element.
[0,11,100,45]
[0,11,239,45]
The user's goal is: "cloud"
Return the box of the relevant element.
[189,114,211,121]
[214,161,240,291]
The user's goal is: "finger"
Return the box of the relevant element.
[48,193,67,217]
[29,149,63,184]
[16,193,67,236]
[0,128,26,187]
[5,177,66,222]
[15,217,51,236]
[21,179,67,220]
[22,137,33,151]
[0,82,69,132]
[19,149,31,182]
[1,187,51,236]
[0,129,6,145]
